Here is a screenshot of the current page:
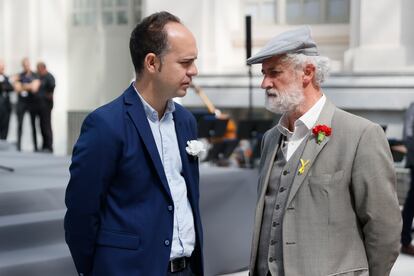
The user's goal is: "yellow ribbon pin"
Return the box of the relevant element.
[298,159,310,175]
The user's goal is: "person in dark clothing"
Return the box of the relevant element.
[401,102,414,256]
[0,59,14,140]
[36,62,55,152]
[14,58,40,151]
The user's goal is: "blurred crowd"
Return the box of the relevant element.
[0,58,55,153]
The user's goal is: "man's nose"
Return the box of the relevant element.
[261,76,272,90]
[188,63,198,77]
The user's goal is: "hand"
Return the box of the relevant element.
[22,83,31,91]
[31,79,41,93]
[13,82,22,92]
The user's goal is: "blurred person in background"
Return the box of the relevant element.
[247,26,401,276]
[36,62,55,153]
[401,102,414,256]
[14,57,40,151]
[64,11,203,276]
[0,59,14,140]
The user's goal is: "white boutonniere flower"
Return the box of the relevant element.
[186,140,206,157]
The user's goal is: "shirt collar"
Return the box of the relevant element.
[133,82,176,122]
[276,94,326,138]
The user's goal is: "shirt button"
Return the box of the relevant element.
[275,204,280,210]
[282,170,289,175]
[164,240,170,246]
[270,240,276,245]
[168,205,173,211]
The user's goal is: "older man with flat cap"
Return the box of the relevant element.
[248,26,401,276]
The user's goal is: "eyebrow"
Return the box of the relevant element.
[261,66,282,74]
[181,56,197,61]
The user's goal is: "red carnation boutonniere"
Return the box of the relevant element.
[312,124,332,144]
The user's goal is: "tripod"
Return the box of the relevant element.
[0,165,14,172]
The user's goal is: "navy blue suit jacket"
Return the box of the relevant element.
[64,84,203,275]
[404,103,414,168]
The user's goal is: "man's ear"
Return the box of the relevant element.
[303,63,315,86]
[144,53,160,74]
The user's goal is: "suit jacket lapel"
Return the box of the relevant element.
[258,128,282,201]
[286,100,336,206]
[173,110,196,204]
[123,86,172,198]
[251,127,281,268]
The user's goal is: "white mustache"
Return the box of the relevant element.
[265,89,278,96]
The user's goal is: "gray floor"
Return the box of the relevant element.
[0,150,258,275]
[220,254,414,276]
[1,149,413,276]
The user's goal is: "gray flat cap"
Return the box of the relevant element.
[246,26,318,65]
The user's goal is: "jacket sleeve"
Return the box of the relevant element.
[351,123,402,276]
[64,112,120,275]
[0,76,14,92]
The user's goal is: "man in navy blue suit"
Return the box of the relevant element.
[64,11,203,276]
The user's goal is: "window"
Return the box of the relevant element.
[132,0,143,25]
[286,0,350,24]
[71,0,143,27]
[326,0,349,23]
[244,0,350,24]
[72,0,97,26]
[245,0,277,24]
[102,0,129,25]
[287,0,321,24]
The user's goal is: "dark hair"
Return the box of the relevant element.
[129,11,181,76]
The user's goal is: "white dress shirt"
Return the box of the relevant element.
[134,85,195,259]
[276,95,326,161]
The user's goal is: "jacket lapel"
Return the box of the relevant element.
[123,85,172,198]
[286,100,336,206]
[173,109,195,203]
[258,128,282,201]
[251,127,281,268]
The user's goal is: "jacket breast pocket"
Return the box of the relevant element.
[96,229,140,250]
[306,170,345,225]
[328,267,369,276]
[308,170,344,189]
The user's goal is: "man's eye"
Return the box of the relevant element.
[270,71,282,76]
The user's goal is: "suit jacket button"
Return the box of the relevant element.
[168,205,173,211]
[282,170,289,175]
[164,239,170,246]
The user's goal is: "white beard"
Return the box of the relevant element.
[265,84,304,114]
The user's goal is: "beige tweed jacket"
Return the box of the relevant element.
[250,100,402,276]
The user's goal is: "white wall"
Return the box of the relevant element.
[38,0,69,156]
[345,0,414,71]
[2,0,413,155]
[67,10,134,112]
[0,0,68,155]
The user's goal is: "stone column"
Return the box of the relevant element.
[345,0,414,71]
